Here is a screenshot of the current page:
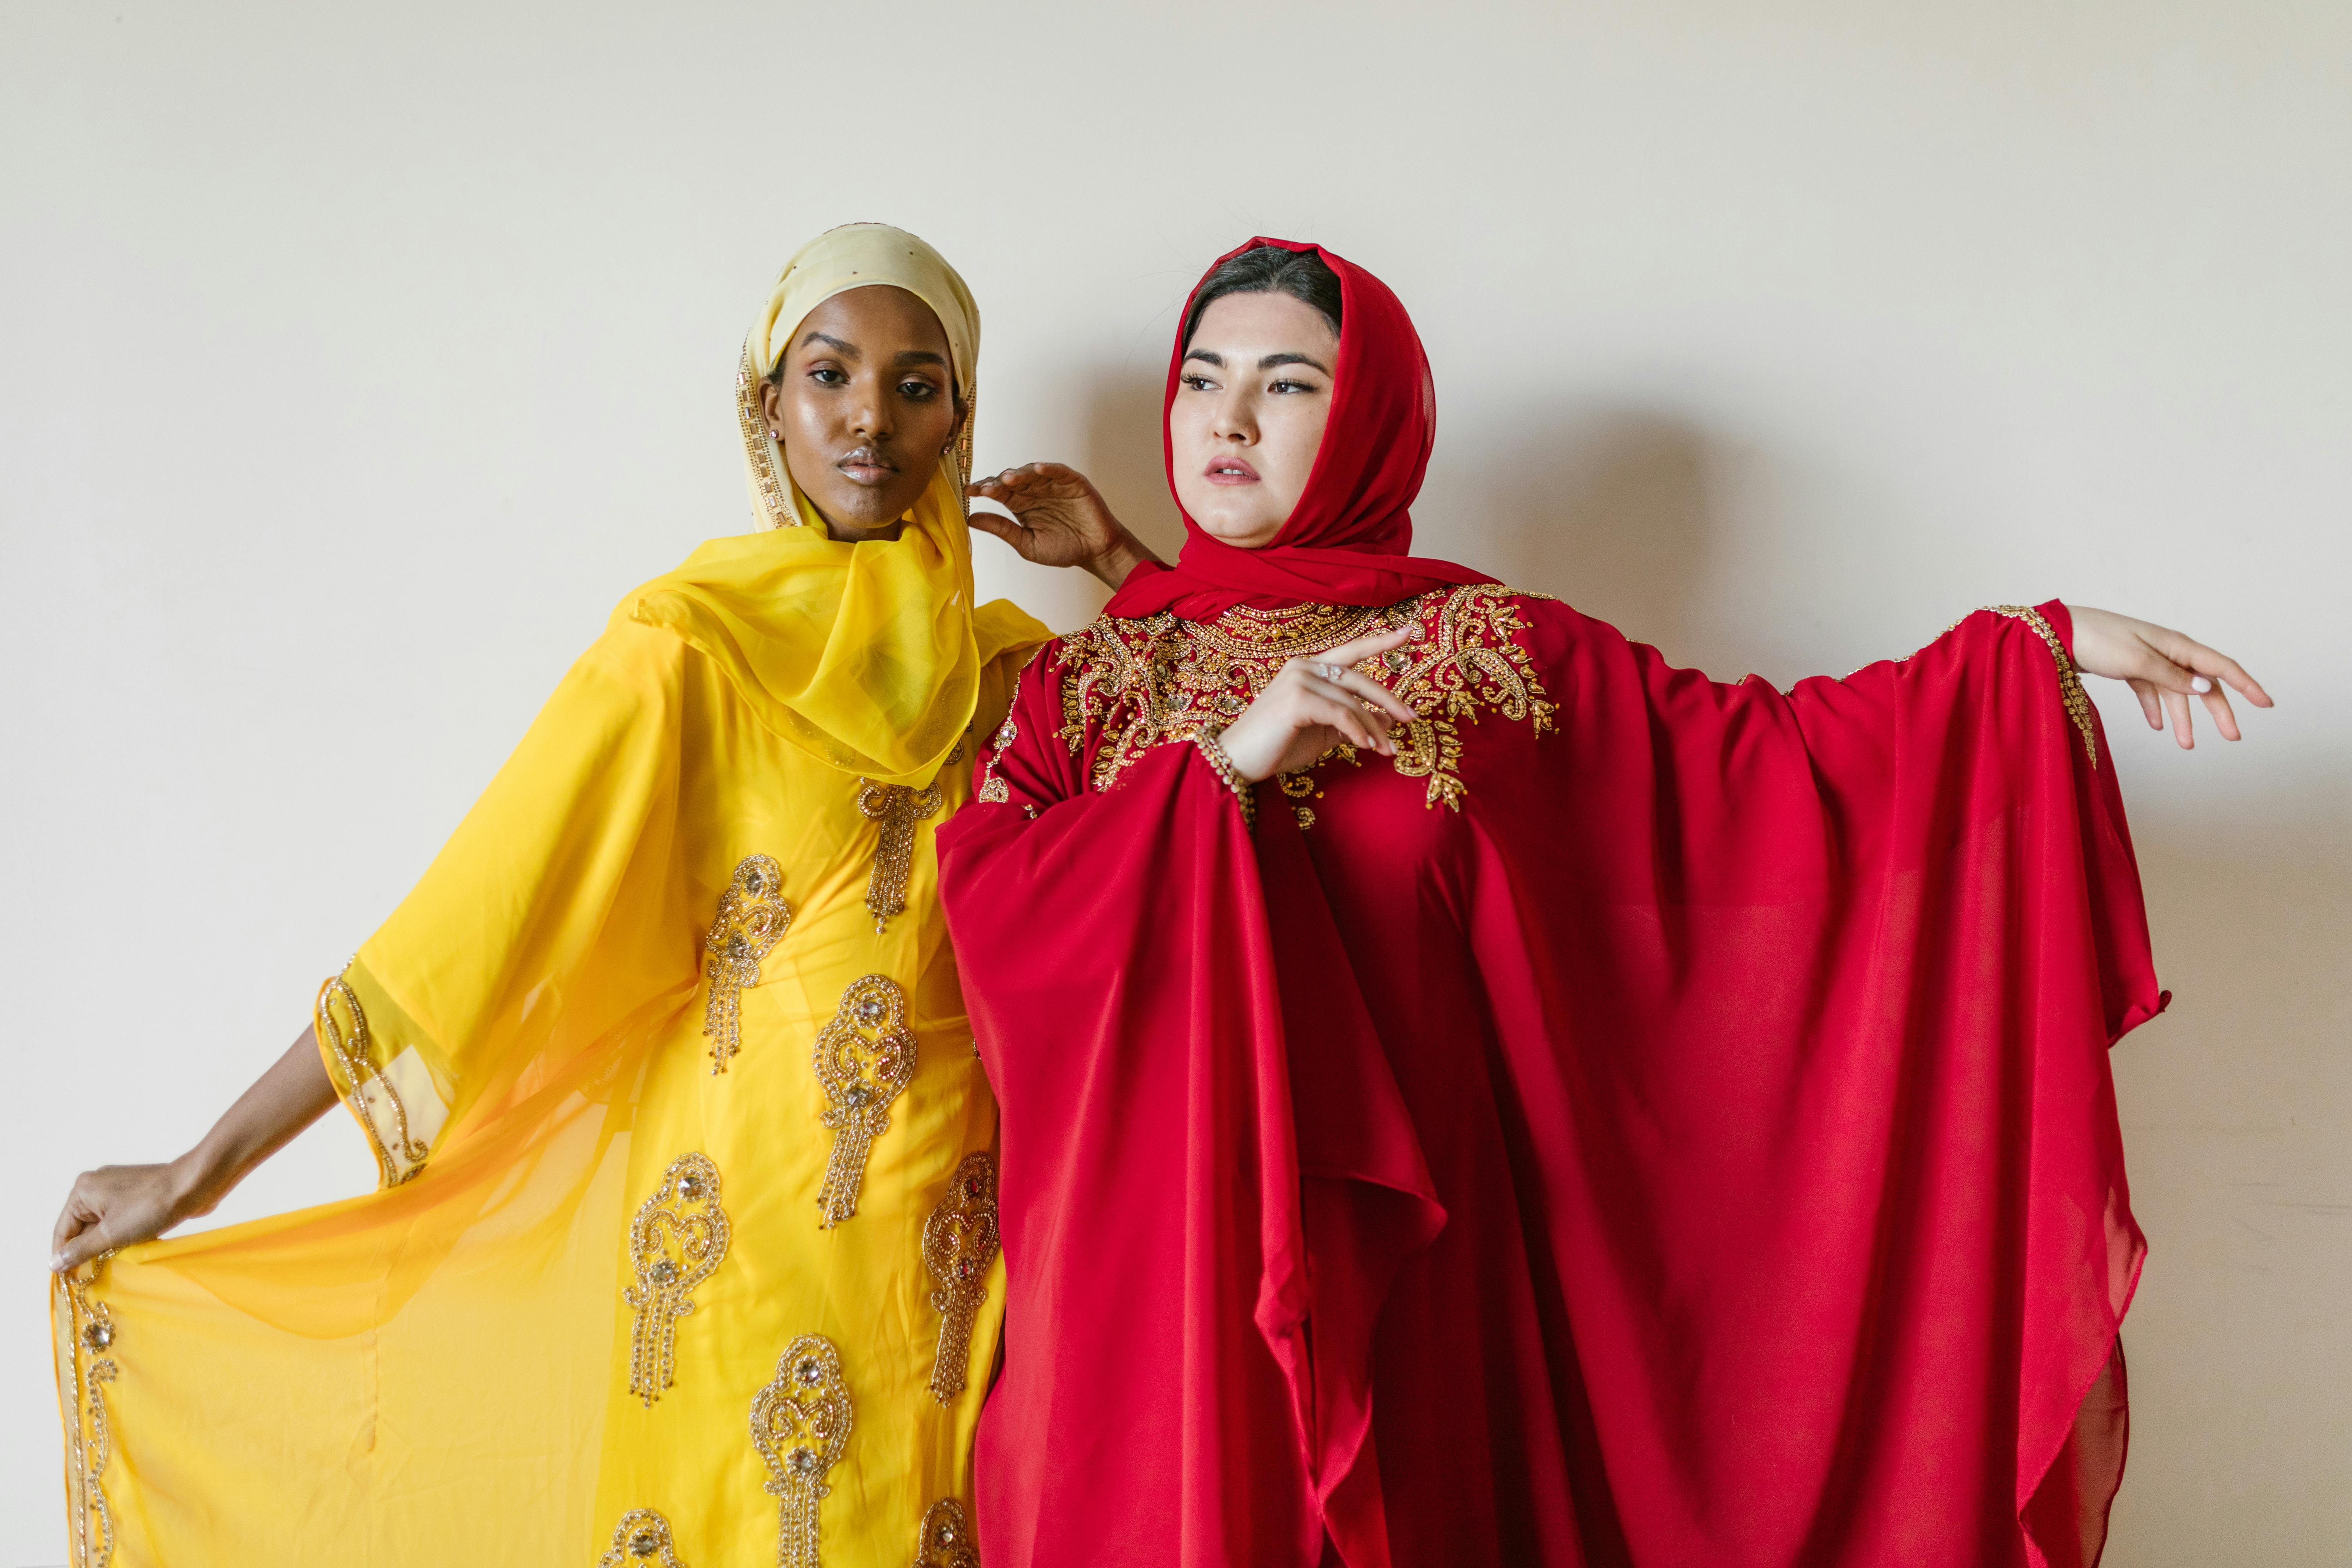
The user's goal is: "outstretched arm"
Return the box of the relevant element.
[2066,604,2273,748]
[50,1026,338,1273]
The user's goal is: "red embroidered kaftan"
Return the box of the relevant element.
[936,240,2159,1568]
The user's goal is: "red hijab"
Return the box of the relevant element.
[1104,238,1495,621]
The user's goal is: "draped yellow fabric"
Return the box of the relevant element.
[52,224,1049,1567]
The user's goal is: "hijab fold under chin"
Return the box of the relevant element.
[1105,236,1495,622]
[625,223,1043,786]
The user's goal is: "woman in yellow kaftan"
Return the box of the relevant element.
[47,224,1143,1567]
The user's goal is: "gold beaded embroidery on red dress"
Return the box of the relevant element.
[1054,584,1557,816]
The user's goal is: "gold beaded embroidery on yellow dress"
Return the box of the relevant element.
[812,977,921,1228]
[921,1152,1000,1403]
[624,1153,732,1405]
[857,781,945,932]
[913,1498,980,1568]
[751,1334,854,1568]
[703,854,792,1072]
[1057,583,1558,819]
[598,1507,689,1568]
[54,1264,118,1568]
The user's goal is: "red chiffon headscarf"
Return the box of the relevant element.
[1105,238,1495,621]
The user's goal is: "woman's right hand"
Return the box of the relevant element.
[51,1024,341,1273]
[51,1157,211,1273]
[1216,626,1420,783]
[966,463,1164,590]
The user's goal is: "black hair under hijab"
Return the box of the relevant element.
[1181,245,1345,346]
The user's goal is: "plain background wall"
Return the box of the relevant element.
[4,3,2345,1561]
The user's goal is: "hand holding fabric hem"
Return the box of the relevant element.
[1217,626,1420,783]
[2064,605,2273,749]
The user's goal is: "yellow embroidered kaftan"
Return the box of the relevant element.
[52,224,1045,1568]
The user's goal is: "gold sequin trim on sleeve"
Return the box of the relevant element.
[856,782,944,932]
[624,1153,731,1405]
[921,1152,1000,1404]
[55,1262,118,1568]
[812,976,919,1228]
[704,854,792,1074]
[315,976,429,1186]
[599,1507,689,1567]
[751,1334,853,1568]
[1988,605,2100,768]
[913,1498,980,1568]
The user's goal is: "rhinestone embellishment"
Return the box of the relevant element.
[702,854,792,1073]
[855,781,944,933]
[914,1498,980,1568]
[811,976,918,1229]
[751,1333,852,1568]
[623,1153,731,1405]
[921,1151,1000,1404]
[597,1507,686,1568]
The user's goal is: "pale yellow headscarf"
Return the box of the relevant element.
[622,224,1043,786]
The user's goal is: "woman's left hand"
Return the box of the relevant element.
[2065,604,2273,748]
[967,463,1163,590]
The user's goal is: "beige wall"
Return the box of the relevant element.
[3,3,2344,1561]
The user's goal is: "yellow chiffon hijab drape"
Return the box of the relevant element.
[645,221,1037,785]
[52,224,1047,1567]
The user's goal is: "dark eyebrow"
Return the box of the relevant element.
[892,349,948,368]
[798,331,860,359]
[1258,351,1331,374]
[1183,349,1224,368]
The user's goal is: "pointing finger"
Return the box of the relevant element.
[1321,625,1415,669]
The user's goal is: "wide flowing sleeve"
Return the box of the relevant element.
[941,644,1442,1568]
[1483,595,2159,1567]
[319,614,693,1186]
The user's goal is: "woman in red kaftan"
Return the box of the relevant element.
[938,240,2268,1568]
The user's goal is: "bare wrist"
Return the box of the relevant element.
[168,1143,236,1220]
[1084,529,1158,591]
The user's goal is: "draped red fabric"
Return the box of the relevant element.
[941,241,2159,1568]
[1104,237,1494,621]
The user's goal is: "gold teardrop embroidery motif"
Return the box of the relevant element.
[856,781,943,933]
[751,1333,853,1568]
[623,1153,731,1405]
[704,854,791,1073]
[812,976,918,1228]
[598,1507,689,1567]
[914,1498,980,1568]
[922,1152,999,1404]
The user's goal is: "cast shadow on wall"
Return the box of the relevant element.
[1064,360,2349,1560]
[1071,368,1728,662]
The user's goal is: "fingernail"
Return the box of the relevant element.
[48,1254,63,1273]
[2190,676,2212,694]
